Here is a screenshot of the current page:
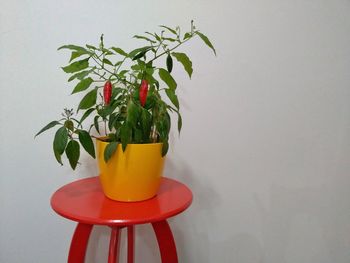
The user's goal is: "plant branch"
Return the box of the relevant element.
[148,36,192,63]
[92,54,135,87]
[92,70,107,80]
[115,57,127,74]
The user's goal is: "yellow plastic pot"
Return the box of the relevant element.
[96,140,165,202]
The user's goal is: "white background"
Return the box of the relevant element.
[1,0,350,262]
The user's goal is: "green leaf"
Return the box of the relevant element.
[94,115,100,134]
[78,130,95,158]
[98,101,119,119]
[154,33,161,41]
[114,61,123,67]
[145,32,156,38]
[133,35,156,43]
[144,92,157,109]
[99,34,104,49]
[62,58,89,73]
[156,112,170,140]
[64,120,74,131]
[69,51,89,63]
[68,69,93,82]
[163,37,176,42]
[159,25,177,35]
[129,46,152,58]
[132,50,147,61]
[141,109,152,140]
[80,108,95,124]
[86,44,97,50]
[177,112,182,134]
[118,70,129,78]
[145,63,154,72]
[72,77,93,94]
[131,64,140,71]
[165,89,179,110]
[103,58,113,66]
[171,52,193,78]
[102,48,113,55]
[54,150,63,165]
[111,87,124,100]
[166,54,173,73]
[108,113,118,131]
[126,100,139,127]
[133,128,143,143]
[58,45,87,52]
[35,121,61,137]
[165,112,171,134]
[196,31,216,56]
[183,32,192,40]
[158,68,177,90]
[120,122,131,151]
[53,127,68,155]
[65,140,80,170]
[78,88,97,110]
[53,126,68,165]
[161,140,169,157]
[104,142,118,162]
[111,47,128,56]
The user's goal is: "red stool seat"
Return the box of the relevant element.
[51,176,193,263]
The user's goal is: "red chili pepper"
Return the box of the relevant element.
[103,81,112,105]
[139,79,148,107]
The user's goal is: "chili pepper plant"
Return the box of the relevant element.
[36,21,216,170]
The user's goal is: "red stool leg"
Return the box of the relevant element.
[127,226,135,263]
[68,223,93,263]
[108,227,121,263]
[152,220,178,263]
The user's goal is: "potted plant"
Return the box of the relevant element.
[36,21,215,201]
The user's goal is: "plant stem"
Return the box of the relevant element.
[115,57,127,74]
[104,120,108,136]
[153,40,164,59]
[92,55,135,86]
[92,70,107,80]
[148,36,192,63]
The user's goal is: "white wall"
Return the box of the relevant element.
[1,0,350,262]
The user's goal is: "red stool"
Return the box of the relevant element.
[51,176,193,263]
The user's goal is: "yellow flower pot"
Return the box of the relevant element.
[96,140,165,202]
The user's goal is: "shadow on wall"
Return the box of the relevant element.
[77,154,99,179]
[166,162,350,263]
[165,155,222,263]
[167,156,264,263]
